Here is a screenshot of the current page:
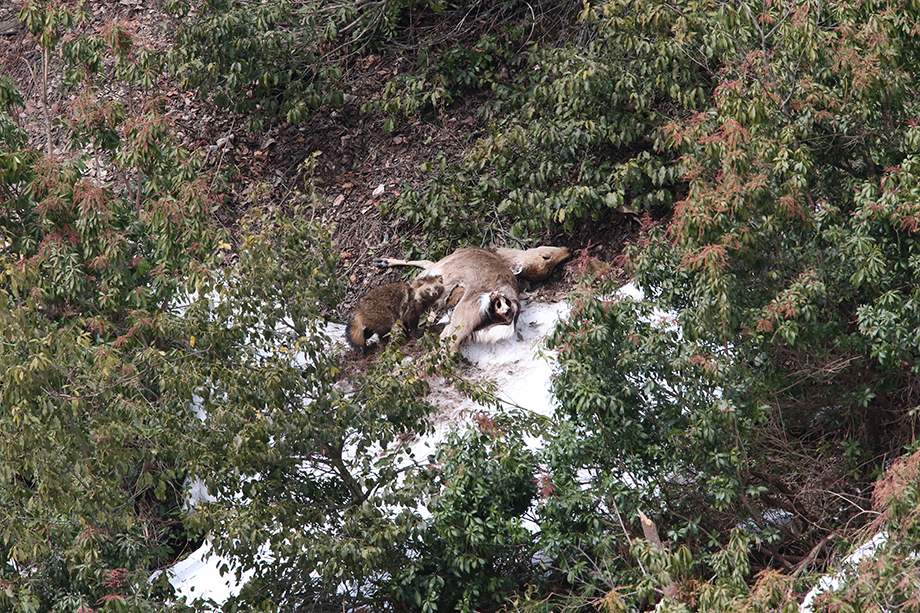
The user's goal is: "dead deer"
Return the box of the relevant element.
[373,246,570,352]
[491,246,572,283]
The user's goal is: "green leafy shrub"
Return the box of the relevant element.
[165,0,518,129]
[165,0,345,128]
[367,73,454,132]
[363,32,519,131]
[390,0,715,247]
[538,279,766,606]
[172,202,518,610]
[391,412,539,613]
[0,21,221,609]
[532,0,920,609]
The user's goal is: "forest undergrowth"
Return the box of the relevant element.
[2,0,920,611]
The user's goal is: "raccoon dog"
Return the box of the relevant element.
[372,245,570,352]
[346,275,444,351]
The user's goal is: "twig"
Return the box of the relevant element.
[792,535,831,577]
[41,46,52,156]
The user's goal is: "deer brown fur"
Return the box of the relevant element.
[373,246,570,352]
[492,246,572,283]
[346,275,444,351]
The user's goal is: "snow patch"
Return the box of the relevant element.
[799,532,889,613]
[167,541,255,607]
[168,297,571,605]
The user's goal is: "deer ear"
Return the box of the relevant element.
[509,263,524,275]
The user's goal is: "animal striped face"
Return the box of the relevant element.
[489,293,515,326]
[471,291,519,343]
[411,275,445,307]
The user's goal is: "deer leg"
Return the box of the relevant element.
[371,257,435,269]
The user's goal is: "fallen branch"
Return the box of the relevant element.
[638,509,679,600]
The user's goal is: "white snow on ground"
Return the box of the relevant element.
[464,299,570,419]
[167,286,877,611]
[167,296,572,606]
[799,531,889,613]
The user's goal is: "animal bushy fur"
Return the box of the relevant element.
[346,275,444,350]
[372,245,570,352]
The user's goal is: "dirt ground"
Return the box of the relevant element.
[0,0,639,327]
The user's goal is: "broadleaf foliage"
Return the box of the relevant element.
[539,0,920,609]
[1,12,221,609]
[4,0,920,611]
